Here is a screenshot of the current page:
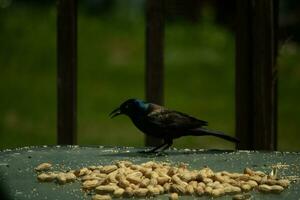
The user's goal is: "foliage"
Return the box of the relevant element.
[0,5,300,151]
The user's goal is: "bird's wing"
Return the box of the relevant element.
[147,109,208,130]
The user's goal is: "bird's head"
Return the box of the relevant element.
[109,98,150,118]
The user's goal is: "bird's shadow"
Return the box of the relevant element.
[98,148,235,158]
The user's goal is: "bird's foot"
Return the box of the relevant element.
[137,150,156,154]
[137,149,167,156]
[154,151,167,156]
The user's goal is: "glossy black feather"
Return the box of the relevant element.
[147,108,208,130]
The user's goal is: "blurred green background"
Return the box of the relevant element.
[0,0,300,151]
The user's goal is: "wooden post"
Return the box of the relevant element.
[236,0,278,150]
[145,0,165,146]
[236,0,253,150]
[57,0,77,145]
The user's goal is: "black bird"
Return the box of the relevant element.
[110,99,239,153]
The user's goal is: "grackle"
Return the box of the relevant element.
[110,99,239,153]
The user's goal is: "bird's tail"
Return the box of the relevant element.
[187,128,239,143]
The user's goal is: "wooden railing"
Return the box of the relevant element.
[56,0,278,150]
[57,0,77,145]
[236,0,278,150]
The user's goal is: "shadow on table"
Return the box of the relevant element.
[98,148,235,158]
[0,174,12,200]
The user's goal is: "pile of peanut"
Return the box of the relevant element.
[35,161,290,200]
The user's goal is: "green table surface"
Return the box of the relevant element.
[0,146,300,199]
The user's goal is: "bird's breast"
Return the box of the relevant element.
[130,117,163,138]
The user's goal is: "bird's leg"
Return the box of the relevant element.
[138,142,167,154]
[147,139,173,153]
[160,139,173,151]
[146,142,168,153]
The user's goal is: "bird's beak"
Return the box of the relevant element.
[109,107,122,118]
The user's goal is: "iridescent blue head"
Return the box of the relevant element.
[109,99,150,118]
